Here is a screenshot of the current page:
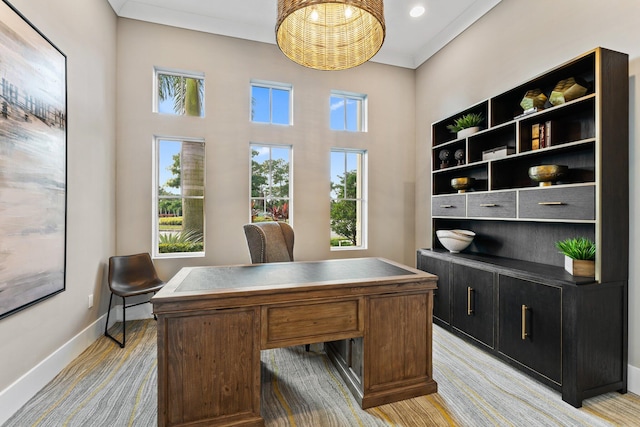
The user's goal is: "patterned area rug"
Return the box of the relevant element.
[4,320,640,426]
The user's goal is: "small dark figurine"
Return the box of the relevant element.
[439,149,450,169]
[455,148,465,165]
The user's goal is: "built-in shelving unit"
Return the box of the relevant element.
[418,47,629,407]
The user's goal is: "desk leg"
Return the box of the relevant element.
[157,307,263,427]
[361,291,438,408]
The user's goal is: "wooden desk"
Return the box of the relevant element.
[152,257,438,427]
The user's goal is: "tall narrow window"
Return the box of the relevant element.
[250,144,291,223]
[155,68,205,116]
[251,80,292,125]
[330,91,367,132]
[154,137,205,257]
[330,149,367,249]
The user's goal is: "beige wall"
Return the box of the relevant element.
[415,0,640,372]
[115,19,417,280]
[0,0,117,392]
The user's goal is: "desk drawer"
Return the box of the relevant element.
[432,194,466,217]
[262,298,363,349]
[468,191,516,218]
[519,186,595,220]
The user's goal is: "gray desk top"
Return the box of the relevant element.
[175,258,417,292]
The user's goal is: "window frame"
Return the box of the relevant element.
[154,67,205,116]
[330,90,368,132]
[249,143,293,224]
[330,148,368,251]
[250,80,293,126]
[152,136,206,259]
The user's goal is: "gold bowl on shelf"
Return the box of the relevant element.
[528,165,568,186]
[451,177,476,193]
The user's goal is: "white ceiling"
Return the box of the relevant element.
[107,0,502,69]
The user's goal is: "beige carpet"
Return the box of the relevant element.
[4,320,640,426]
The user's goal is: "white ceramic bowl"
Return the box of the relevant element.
[436,229,475,253]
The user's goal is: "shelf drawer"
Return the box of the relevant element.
[467,192,516,218]
[432,195,466,216]
[519,186,595,220]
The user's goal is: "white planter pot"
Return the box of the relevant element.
[564,256,595,277]
[457,126,480,139]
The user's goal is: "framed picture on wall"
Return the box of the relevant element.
[0,0,67,320]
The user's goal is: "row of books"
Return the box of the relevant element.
[532,121,553,150]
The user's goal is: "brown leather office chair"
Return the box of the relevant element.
[243,221,294,263]
[105,253,165,348]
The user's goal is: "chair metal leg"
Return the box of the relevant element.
[105,293,126,348]
[121,296,126,347]
[104,293,113,336]
[105,293,159,348]
[153,291,158,320]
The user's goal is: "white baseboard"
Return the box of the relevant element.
[0,302,154,425]
[629,362,640,396]
[0,315,106,426]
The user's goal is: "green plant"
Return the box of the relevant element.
[159,216,183,226]
[330,237,354,247]
[158,229,203,253]
[159,242,204,253]
[555,237,595,260]
[446,112,484,133]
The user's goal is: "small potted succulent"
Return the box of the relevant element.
[447,112,484,139]
[555,237,595,277]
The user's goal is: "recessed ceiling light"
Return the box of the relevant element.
[410,5,425,18]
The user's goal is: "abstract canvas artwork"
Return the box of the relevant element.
[0,0,66,319]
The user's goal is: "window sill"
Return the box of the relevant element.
[153,252,205,260]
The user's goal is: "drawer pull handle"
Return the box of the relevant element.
[479,203,498,207]
[467,287,474,315]
[440,204,454,208]
[521,305,529,340]
[538,201,565,206]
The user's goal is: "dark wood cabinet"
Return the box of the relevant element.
[420,47,628,407]
[451,264,494,348]
[417,249,626,407]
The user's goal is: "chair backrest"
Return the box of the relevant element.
[243,222,294,264]
[108,253,162,291]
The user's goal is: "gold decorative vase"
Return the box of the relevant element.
[520,88,547,111]
[549,77,588,106]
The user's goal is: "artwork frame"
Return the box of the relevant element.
[0,0,67,320]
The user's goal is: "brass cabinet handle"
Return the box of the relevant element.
[538,201,565,205]
[521,305,529,340]
[440,204,453,208]
[467,287,474,315]
[479,203,498,207]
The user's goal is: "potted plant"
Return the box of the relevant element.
[555,237,595,277]
[447,112,484,139]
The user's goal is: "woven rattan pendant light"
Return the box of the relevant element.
[276,0,385,71]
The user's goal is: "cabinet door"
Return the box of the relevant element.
[417,254,450,325]
[451,264,494,347]
[498,276,561,383]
